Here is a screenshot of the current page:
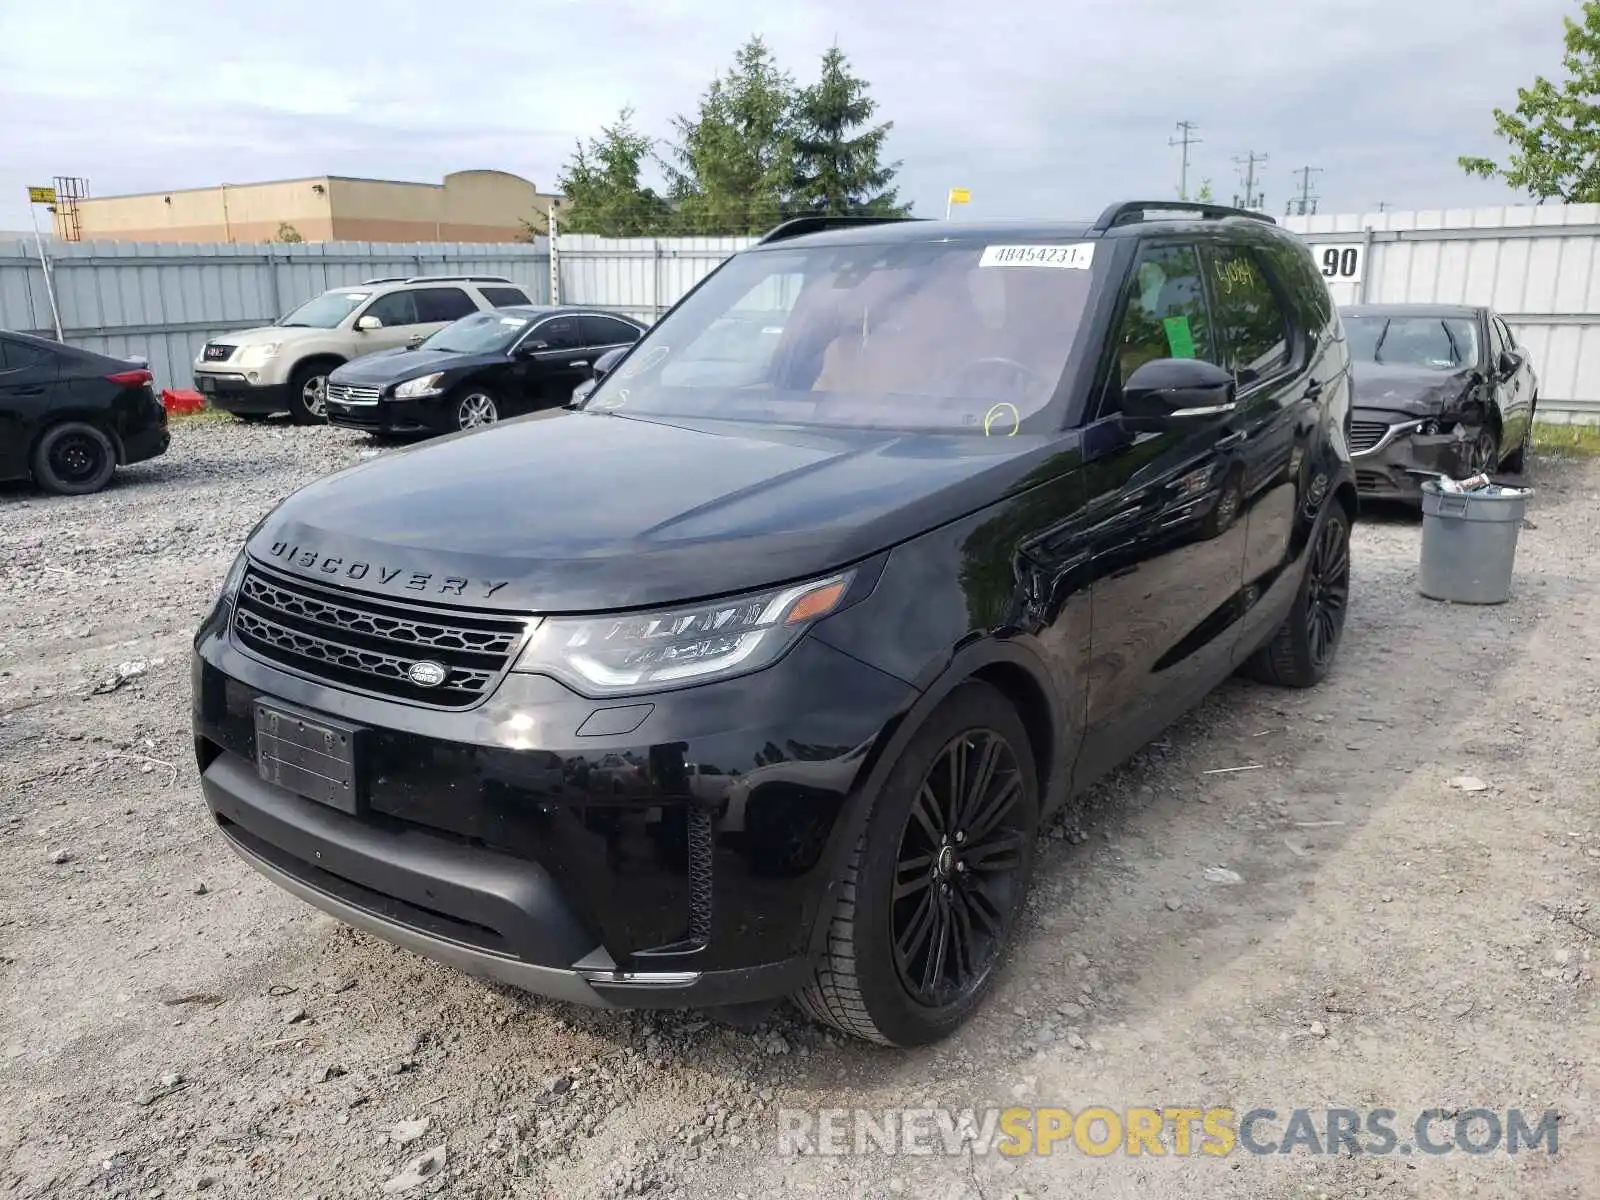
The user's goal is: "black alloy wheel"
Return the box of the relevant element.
[891,729,1031,1008]
[1303,511,1350,671]
[30,421,117,496]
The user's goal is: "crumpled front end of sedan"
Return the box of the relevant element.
[1347,365,1493,499]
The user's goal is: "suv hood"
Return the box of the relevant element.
[248,409,1062,612]
[1351,362,1476,416]
[210,325,325,348]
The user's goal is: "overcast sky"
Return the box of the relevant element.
[0,0,1581,233]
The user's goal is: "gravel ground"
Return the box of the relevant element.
[2,419,1598,1199]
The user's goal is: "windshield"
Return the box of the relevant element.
[581,238,1100,433]
[279,291,370,329]
[1345,314,1479,371]
[422,310,533,354]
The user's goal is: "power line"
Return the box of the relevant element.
[1286,165,1322,216]
[1169,121,1202,201]
[1231,151,1267,210]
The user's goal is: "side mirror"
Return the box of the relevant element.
[1121,358,1237,432]
[519,339,549,355]
[1497,349,1521,375]
[591,346,628,380]
[356,315,382,332]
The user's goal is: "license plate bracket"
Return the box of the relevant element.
[197,375,216,393]
[253,701,363,814]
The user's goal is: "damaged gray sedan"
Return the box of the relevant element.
[1341,304,1537,501]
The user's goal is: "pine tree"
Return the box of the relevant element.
[1461,1,1600,202]
[791,47,906,216]
[555,107,673,237]
[665,37,799,234]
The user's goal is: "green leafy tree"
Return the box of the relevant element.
[554,106,674,236]
[791,46,908,216]
[1460,1,1600,201]
[1195,179,1215,203]
[664,36,799,234]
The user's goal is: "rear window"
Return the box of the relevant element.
[582,239,1100,433]
[480,286,532,307]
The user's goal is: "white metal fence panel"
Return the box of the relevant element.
[555,235,752,324]
[0,240,550,393]
[1286,205,1600,422]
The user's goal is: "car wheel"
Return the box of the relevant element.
[794,681,1039,1046]
[288,363,332,425]
[1242,504,1351,688]
[31,422,117,496]
[455,389,500,431]
[1468,425,1499,474]
[1500,397,1535,475]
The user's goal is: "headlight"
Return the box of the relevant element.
[512,572,855,696]
[237,343,282,368]
[394,373,446,398]
[199,547,250,635]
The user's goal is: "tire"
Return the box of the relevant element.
[453,387,500,431]
[288,361,334,425]
[1241,504,1351,688]
[1500,396,1535,475]
[1468,423,1500,474]
[794,681,1040,1046]
[31,422,117,496]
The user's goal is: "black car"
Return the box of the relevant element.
[0,329,170,496]
[193,202,1356,1046]
[323,306,647,435]
[1342,303,1538,499]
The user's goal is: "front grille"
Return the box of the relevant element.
[203,343,235,362]
[1348,420,1389,454]
[232,566,527,708]
[1356,470,1392,492]
[327,382,382,405]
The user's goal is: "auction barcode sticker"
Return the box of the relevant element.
[979,243,1095,269]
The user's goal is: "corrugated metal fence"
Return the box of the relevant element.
[0,240,552,394]
[552,234,753,324]
[1286,204,1600,423]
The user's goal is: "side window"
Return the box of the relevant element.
[1101,243,1214,415]
[479,286,532,307]
[581,316,643,347]
[529,317,580,351]
[0,340,44,371]
[364,291,420,328]
[1207,245,1292,384]
[412,287,477,323]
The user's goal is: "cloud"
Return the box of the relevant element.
[0,0,1579,233]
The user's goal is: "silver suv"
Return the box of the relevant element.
[192,275,534,423]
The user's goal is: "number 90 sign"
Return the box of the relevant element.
[1316,243,1364,283]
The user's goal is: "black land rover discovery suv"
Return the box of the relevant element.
[193,202,1356,1047]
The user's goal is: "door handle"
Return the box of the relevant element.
[571,360,589,369]
[1218,430,1247,450]
[1304,378,1324,400]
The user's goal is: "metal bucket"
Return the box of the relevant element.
[1417,480,1532,605]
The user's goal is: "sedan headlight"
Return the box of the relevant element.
[512,572,854,696]
[236,343,282,368]
[394,373,446,398]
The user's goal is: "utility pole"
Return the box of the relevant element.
[1286,165,1322,216]
[1170,121,1202,200]
[1231,150,1268,210]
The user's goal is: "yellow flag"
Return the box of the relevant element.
[947,187,971,205]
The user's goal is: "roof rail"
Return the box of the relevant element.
[755,214,924,245]
[399,274,515,285]
[1092,201,1277,232]
[361,276,406,285]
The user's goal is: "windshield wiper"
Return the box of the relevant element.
[1372,319,1390,365]
[279,321,311,328]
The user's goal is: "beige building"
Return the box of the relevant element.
[60,170,560,244]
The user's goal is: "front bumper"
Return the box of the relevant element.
[194,371,293,415]
[192,612,915,1008]
[1349,411,1475,499]
[325,394,440,435]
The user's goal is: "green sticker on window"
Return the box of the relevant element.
[1163,315,1197,359]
